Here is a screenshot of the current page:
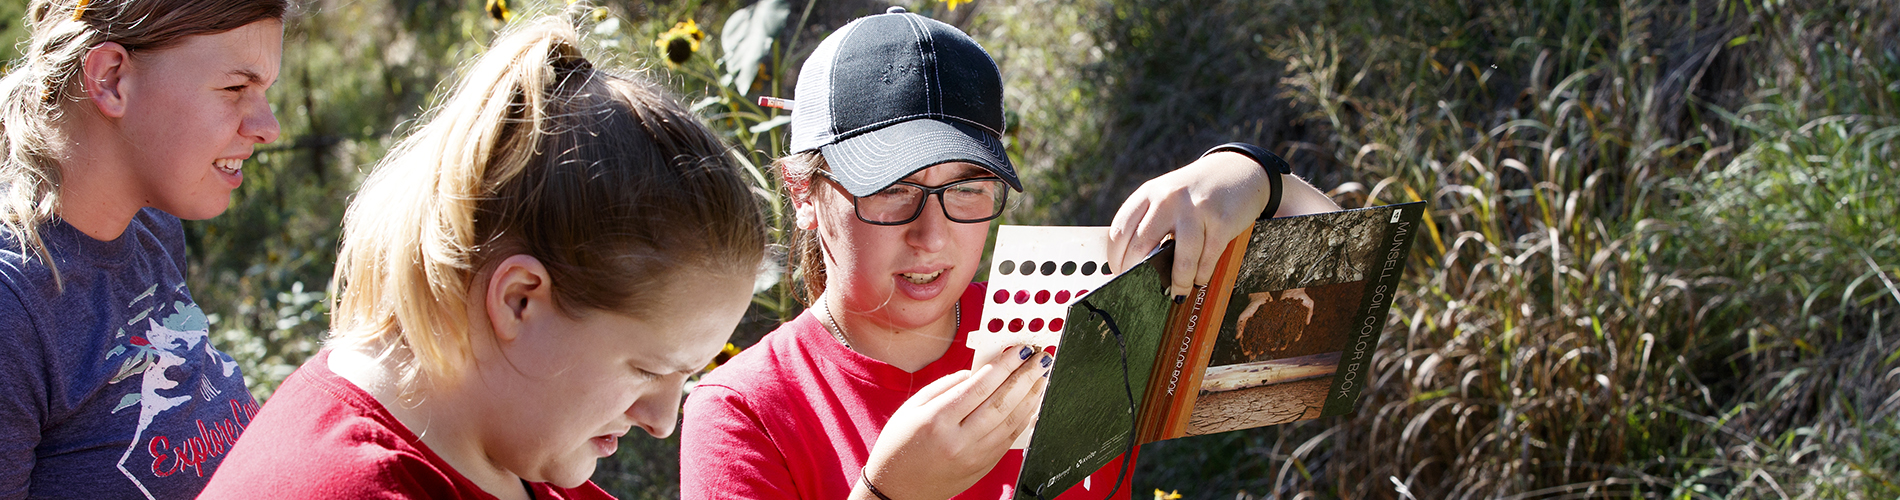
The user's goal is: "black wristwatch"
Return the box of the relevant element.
[1201,142,1292,220]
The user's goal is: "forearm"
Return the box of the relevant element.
[1272,172,1340,218]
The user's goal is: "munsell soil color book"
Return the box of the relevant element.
[969,202,1426,499]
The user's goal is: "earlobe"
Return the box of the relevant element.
[80,42,131,118]
[485,255,552,343]
[794,201,818,230]
[789,181,821,231]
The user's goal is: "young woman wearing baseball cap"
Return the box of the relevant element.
[681,7,1339,500]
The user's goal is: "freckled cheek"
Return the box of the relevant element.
[950,225,991,270]
[824,227,905,275]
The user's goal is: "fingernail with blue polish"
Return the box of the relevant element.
[1172,294,1185,304]
[1040,355,1052,368]
[1019,346,1034,360]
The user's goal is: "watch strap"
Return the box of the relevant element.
[1202,142,1291,220]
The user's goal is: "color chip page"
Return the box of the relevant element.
[970,225,1121,361]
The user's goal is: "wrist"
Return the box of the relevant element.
[860,468,896,500]
[1201,142,1291,220]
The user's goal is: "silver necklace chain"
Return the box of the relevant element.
[821,302,856,350]
[822,300,960,352]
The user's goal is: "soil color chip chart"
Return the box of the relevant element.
[971,226,1120,360]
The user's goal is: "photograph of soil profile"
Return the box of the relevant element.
[1187,279,1368,436]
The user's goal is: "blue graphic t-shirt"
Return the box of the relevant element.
[0,209,258,499]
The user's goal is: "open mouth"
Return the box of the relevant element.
[901,270,944,284]
[215,159,243,175]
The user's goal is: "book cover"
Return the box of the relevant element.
[1181,201,1424,436]
[1012,243,1174,499]
[976,202,1426,499]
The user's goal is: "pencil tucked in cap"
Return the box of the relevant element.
[780,6,1021,197]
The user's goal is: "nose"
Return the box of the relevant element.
[627,379,685,439]
[904,195,950,253]
[243,96,281,145]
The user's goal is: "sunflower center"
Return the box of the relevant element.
[666,38,694,64]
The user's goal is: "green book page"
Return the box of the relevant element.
[1014,246,1172,499]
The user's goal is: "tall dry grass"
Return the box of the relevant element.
[977,0,1897,497]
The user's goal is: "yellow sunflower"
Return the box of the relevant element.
[484,0,510,22]
[656,19,707,67]
[703,342,743,372]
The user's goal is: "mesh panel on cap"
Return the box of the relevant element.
[787,20,860,153]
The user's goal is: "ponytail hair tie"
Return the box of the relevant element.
[549,50,592,76]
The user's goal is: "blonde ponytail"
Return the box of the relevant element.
[329,14,767,397]
[0,66,65,275]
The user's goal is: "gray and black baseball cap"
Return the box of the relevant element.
[777,7,1021,197]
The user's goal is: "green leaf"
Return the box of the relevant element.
[717,0,791,94]
[749,115,793,134]
[591,17,621,37]
[112,393,141,413]
[691,96,728,113]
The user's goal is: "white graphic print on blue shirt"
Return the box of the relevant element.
[1,209,258,500]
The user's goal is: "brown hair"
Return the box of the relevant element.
[777,150,828,304]
[327,15,767,395]
[0,0,288,284]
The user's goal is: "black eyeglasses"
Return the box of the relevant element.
[815,170,1010,225]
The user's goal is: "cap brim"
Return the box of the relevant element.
[820,119,1022,197]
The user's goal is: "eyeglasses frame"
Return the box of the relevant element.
[813,169,1011,226]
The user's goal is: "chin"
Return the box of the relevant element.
[534,460,598,489]
[554,458,600,490]
[168,200,234,220]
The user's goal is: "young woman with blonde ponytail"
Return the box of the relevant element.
[200,14,769,500]
[0,0,285,497]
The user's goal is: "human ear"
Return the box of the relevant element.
[792,185,820,231]
[484,254,553,344]
[80,42,132,118]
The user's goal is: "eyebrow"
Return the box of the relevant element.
[905,163,990,183]
[643,356,709,376]
[229,69,270,86]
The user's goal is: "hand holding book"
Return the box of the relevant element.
[1106,149,1340,301]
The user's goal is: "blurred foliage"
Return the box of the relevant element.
[9,0,1896,497]
[0,3,25,55]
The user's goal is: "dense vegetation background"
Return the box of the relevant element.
[6,0,1895,497]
